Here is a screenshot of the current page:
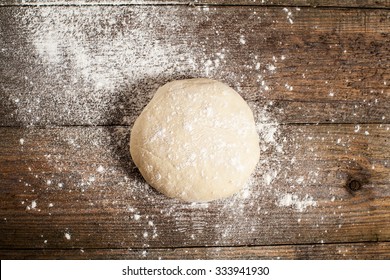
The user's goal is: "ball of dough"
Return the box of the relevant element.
[130,78,259,202]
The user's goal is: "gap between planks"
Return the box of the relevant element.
[2,239,389,250]
[1,241,390,259]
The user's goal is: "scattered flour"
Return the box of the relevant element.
[285,83,293,91]
[10,6,227,126]
[263,170,278,185]
[96,165,105,173]
[64,232,71,240]
[26,200,37,211]
[7,5,326,252]
[354,125,361,132]
[282,8,294,24]
[133,214,141,220]
[239,35,246,45]
[277,193,317,212]
[267,64,277,72]
[296,176,304,185]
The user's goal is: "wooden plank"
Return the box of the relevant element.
[1,125,389,250]
[1,1,389,9]
[1,242,390,259]
[1,6,389,126]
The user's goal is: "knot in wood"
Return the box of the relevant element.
[348,180,362,192]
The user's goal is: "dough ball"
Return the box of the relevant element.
[130,78,259,202]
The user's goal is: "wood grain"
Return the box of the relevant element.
[0,2,389,260]
[1,125,389,254]
[0,6,389,126]
[1,0,389,9]
[1,242,389,259]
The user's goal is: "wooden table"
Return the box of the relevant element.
[0,0,389,260]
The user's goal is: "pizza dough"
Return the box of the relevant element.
[130,78,259,202]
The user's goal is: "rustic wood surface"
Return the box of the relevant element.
[1,6,389,126]
[1,242,389,260]
[0,1,389,259]
[1,0,390,9]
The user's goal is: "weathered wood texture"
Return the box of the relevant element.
[0,6,389,126]
[1,0,390,8]
[2,242,390,259]
[1,125,389,254]
[0,3,389,259]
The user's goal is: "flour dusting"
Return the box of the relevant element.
[277,193,317,212]
[6,5,326,256]
[64,232,71,240]
[283,8,294,24]
[10,6,226,126]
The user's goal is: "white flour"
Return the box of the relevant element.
[9,5,324,254]
[277,193,317,212]
[11,6,214,125]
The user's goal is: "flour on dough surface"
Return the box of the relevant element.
[130,78,260,202]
